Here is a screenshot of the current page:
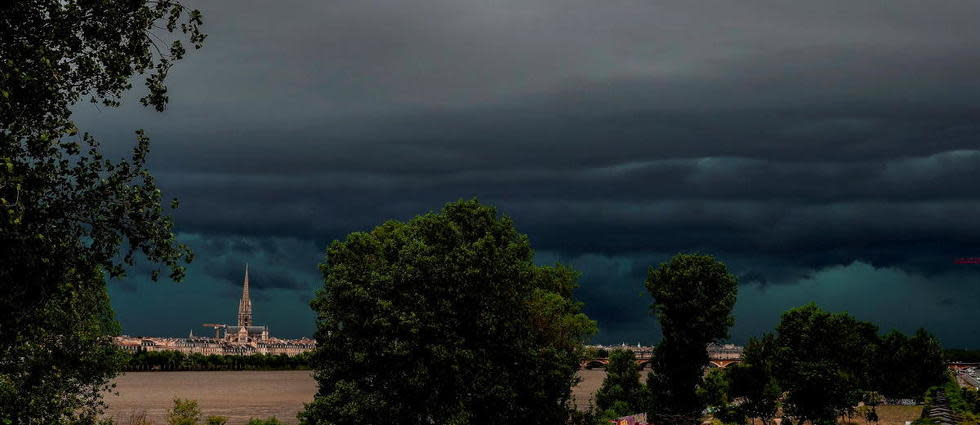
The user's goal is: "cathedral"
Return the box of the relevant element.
[115,265,315,356]
[218,265,269,343]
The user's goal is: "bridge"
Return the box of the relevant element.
[579,357,740,370]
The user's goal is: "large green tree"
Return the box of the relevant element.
[876,328,947,399]
[595,349,647,419]
[769,304,880,425]
[723,307,947,425]
[644,254,738,424]
[726,335,781,425]
[0,1,202,423]
[299,200,596,425]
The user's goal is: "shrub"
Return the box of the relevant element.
[167,398,202,425]
[205,416,228,425]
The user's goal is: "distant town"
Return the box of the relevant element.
[112,266,748,368]
[582,343,744,369]
[114,266,315,356]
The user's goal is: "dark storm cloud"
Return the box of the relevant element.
[78,0,980,342]
[150,151,980,278]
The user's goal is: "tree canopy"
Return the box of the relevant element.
[644,253,738,424]
[0,0,202,422]
[725,334,782,425]
[299,200,596,425]
[733,304,948,425]
[595,349,647,420]
[876,329,947,399]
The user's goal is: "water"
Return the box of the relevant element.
[105,371,316,425]
[105,370,608,424]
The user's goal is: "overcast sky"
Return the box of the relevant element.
[78,0,980,346]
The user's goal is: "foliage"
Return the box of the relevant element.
[100,403,233,425]
[0,0,203,422]
[945,349,980,363]
[123,350,312,371]
[964,387,980,418]
[167,399,202,425]
[204,417,228,425]
[719,305,947,425]
[644,253,738,424]
[943,379,978,422]
[299,200,596,425]
[566,407,600,425]
[595,349,647,416]
[727,335,781,425]
[698,368,731,409]
[877,329,948,399]
[768,304,879,425]
[920,379,980,425]
[699,368,752,425]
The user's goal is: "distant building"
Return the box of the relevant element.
[114,265,315,356]
[582,342,743,369]
[210,265,271,343]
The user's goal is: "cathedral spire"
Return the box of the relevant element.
[237,264,252,327]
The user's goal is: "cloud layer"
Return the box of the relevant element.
[88,0,980,345]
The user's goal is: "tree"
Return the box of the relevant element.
[698,368,731,410]
[728,335,781,425]
[167,398,202,425]
[770,304,880,425]
[644,254,738,424]
[699,368,750,425]
[299,200,596,425]
[596,349,647,417]
[0,1,202,423]
[877,329,947,399]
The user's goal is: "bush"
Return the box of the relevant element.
[167,399,202,425]
[205,416,228,425]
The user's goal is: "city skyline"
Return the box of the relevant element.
[115,265,314,357]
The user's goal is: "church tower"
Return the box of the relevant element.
[237,265,253,327]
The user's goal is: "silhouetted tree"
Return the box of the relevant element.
[596,349,647,418]
[769,304,879,425]
[0,1,203,422]
[728,334,781,425]
[644,254,738,424]
[299,200,596,425]
[877,329,947,399]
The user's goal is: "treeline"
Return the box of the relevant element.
[945,349,980,363]
[122,351,311,371]
[593,304,949,425]
[293,202,954,425]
